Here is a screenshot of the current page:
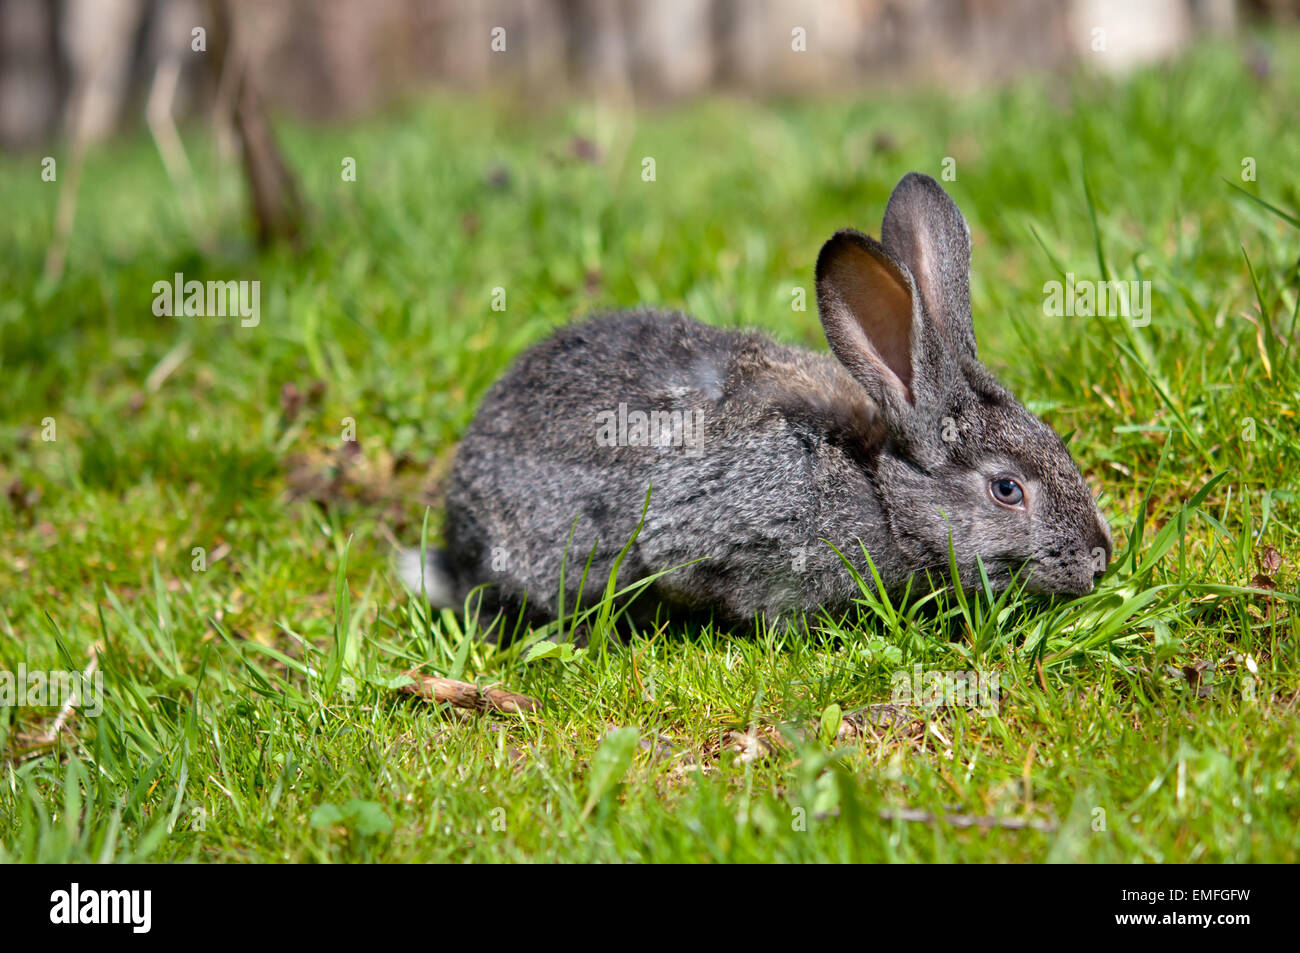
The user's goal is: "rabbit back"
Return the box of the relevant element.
[440,309,890,626]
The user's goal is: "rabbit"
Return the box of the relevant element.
[399,172,1112,629]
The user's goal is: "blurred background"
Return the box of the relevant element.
[0,0,1288,150]
[2,1,1297,586]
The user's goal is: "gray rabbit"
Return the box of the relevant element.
[400,173,1112,628]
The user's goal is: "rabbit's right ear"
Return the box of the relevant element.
[815,228,926,413]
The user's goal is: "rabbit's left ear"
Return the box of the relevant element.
[881,173,977,359]
[815,228,949,419]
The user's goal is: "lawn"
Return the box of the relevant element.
[1,35,1297,863]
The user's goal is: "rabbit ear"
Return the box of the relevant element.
[815,228,925,408]
[880,173,977,359]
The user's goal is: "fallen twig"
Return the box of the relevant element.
[41,647,100,745]
[400,670,539,715]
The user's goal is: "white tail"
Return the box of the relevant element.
[396,547,454,608]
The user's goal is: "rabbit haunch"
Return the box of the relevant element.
[401,173,1112,627]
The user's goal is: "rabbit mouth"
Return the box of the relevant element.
[1021,562,1100,597]
[975,556,1099,598]
[906,557,1095,600]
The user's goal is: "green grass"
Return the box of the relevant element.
[2,35,1299,863]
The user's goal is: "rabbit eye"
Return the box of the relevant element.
[989,478,1024,508]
